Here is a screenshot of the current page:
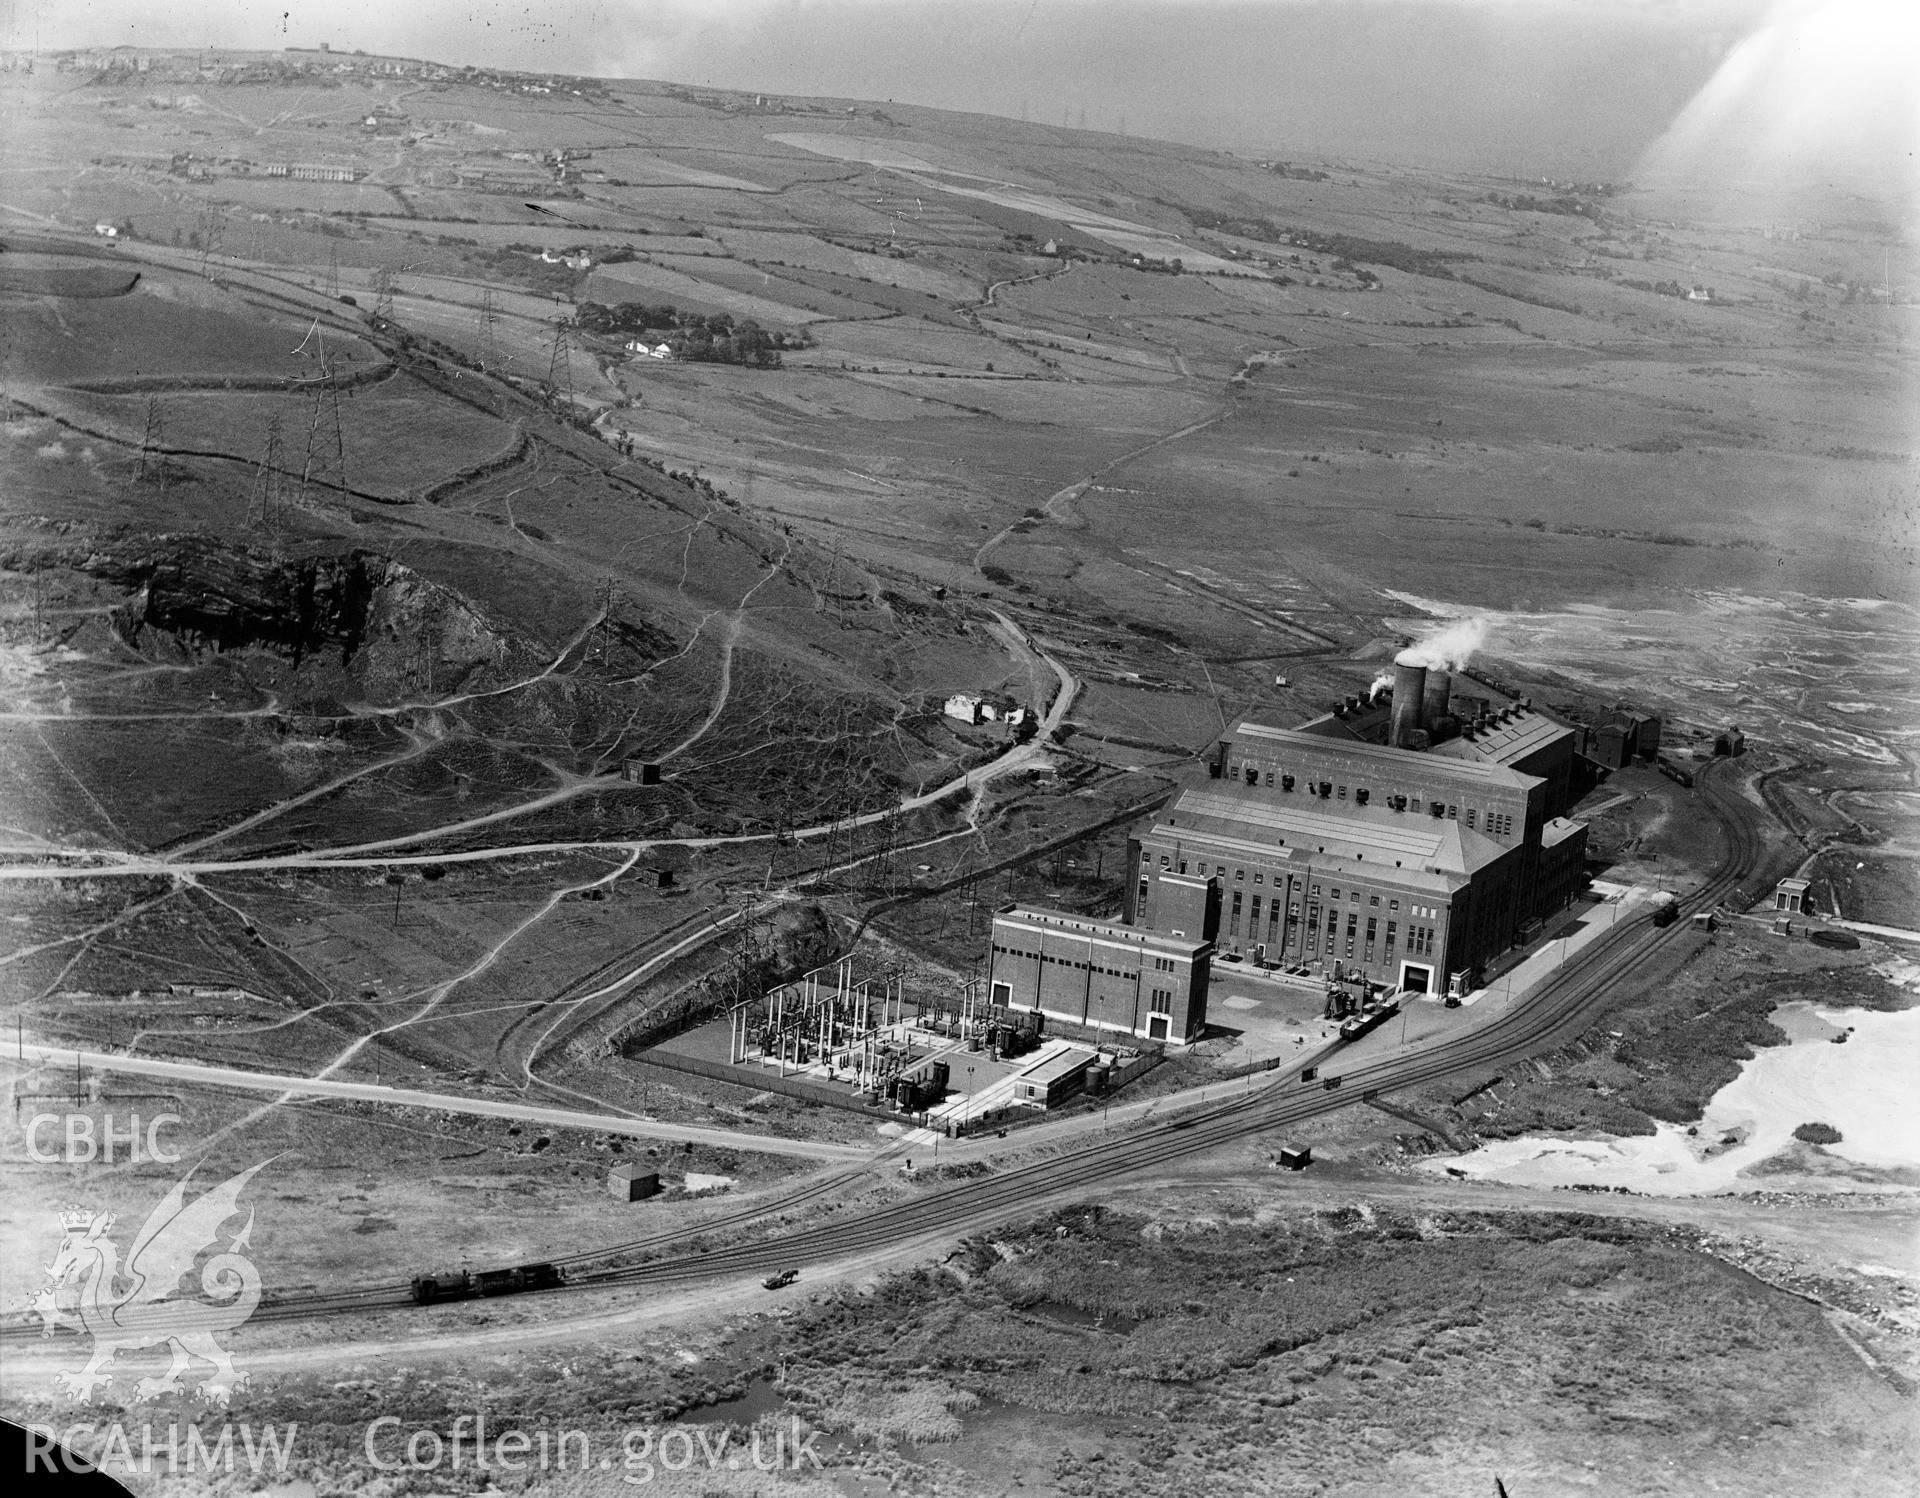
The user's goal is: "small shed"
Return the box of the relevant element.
[944,693,985,725]
[1012,1046,1095,1108]
[622,758,661,785]
[1774,877,1810,915]
[608,1163,661,1202]
[1278,1145,1312,1171]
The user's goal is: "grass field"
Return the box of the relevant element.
[1,63,1915,1454]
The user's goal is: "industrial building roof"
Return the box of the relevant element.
[1146,819,1461,894]
[993,906,1211,957]
[1018,1046,1098,1087]
[1429,710,1571,768]
[1540,816,1588,849]
[1160,786,1513,878]
[1230,721,1543,790]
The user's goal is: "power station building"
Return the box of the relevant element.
[986,655,1590,1040]
[986,906,1212,1045]
[1125,659,1588,999]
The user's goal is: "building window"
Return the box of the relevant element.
[1229,890,1243,936]
[1337,784,1347,799]
[1264,769,1275,786]
[1138,878,1149,906]
[1312,885,1323,897]
[1465,808,1476,828]
[1245,765,1258,786]
[1386,921,1397,950]
[1390,899,1400,912]
[1159,855,1170,868]
[1250,896,1262,927]
[1235,869,1244,882]
[1369,895,1380,907]
[1330,887,1341,900]
[1149,988,1172,1013]
[1448,804,1458,819]
[1281,774,1295,792]
[1253,872,1264,884]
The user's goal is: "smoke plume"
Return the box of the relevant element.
[1368,673,1395,700]
[1396,617,1488,672]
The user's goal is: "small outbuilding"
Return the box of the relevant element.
[1011,1046,1096,1108]
[944,693,985,725]
[1774,877,1811,915]
[1278,1145,1312,1171]
[608,1163,661,1202]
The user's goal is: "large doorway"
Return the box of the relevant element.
[1147,1014,1170,1041]
[991,980,1012,1005]
[1399,962,1434,994]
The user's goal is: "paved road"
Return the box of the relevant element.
[8,1045,871,1160]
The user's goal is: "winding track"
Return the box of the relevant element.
[57,757,1757,1341]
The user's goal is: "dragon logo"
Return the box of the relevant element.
[29,1162,267,1405]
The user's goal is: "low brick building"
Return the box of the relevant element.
[988,907,1211,1044]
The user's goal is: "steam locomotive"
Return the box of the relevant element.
[410,1261,565,1305]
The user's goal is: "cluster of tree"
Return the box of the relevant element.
[1262,162,1330,181]
[1179,207,1470,280]
[1127,255,1184,275]
[1621,279,1700,300]
[575,300,804,367]
[1484,192,1602,220]
[1281,228,1471,280]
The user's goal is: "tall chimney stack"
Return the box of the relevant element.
[1389,660,1427,747]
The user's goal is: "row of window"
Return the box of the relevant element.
[1148,852,1456,927]
[991,942,1147,980]
[1226,762,1518,840]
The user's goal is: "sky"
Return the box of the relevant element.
[2,0,1911,182]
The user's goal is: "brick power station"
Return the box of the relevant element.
[987,658,1633,1046]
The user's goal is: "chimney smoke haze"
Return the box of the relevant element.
[1369,673,1395,700]
[1395,617,1490,673]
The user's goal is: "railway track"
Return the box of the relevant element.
[4,762,1765,1340]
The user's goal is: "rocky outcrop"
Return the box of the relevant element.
[89,536,388,663]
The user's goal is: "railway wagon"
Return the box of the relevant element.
[410,1261,565,1305]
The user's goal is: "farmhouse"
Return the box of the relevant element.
[944,693,985,724]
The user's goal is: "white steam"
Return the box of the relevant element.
[1396,617,1488,672]
[1368,673,1394,700]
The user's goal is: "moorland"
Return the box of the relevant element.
[1,44,1916,1495]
